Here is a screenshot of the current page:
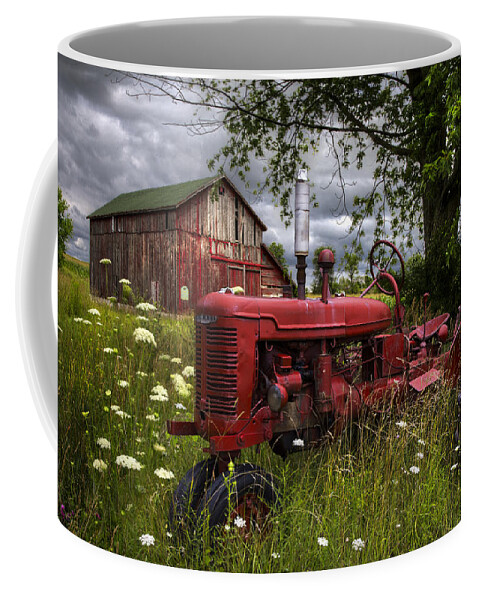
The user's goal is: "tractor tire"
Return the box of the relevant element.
[196,463,281,538]
[168,457,219,537]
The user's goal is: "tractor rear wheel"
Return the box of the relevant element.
[168,457,219,537]
[196,463,280,539]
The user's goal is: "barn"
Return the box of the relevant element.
[87,175,290,313]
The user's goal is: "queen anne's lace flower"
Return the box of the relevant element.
[182,365,195,379]
[139,534,155,546]
[133,327,157,347]
[96,437,111,449]
[150,384,168,402]
[119,278,131,285]
[88,308,101,317]
[93,458,108,472]
[292,438,304,447]
[100,258,111,265]
[234,515,246,528]
[116,455,143,470]
[317,537,329,547]
[135,302,156,312]
[154,467,175,480]
[170,373,191,400]
[352,538,365,551]
[118,380,129,388]
[409,465,420,474]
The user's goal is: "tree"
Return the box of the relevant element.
[268,242,288,273]
[339,246,361,294]
[58,187,73,268]
[119,59,460,311]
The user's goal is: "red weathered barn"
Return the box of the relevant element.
[87,175,290,313]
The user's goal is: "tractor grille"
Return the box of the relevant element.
[196,324,238,418]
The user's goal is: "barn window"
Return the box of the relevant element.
[234,197,239,241]
[219,186,225,196]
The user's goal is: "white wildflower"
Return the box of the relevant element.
[166,532,173,539]
[416,452,424,459]
[100,258,111,265]
[171,373,190,400]
[175,403,187,410]
[118,380,129,388]
[114,410,131,419]
[396,420,407,429]
[96,437,111,450]
[119,278,131,285]
[451,463,459,471]
[88,308,101,317]
[454,445,460,452]
[418,439,426,445]
[136,315,148,322]
[317,537,329,547]
[352,538,365,551]
[224,524,231,531]
[272,552,280,559]
[150,384,169,402]
[158,354,171,361]
[171,357,182,365]
[292,438,304,447]
[92,458,108,472]
[136,371,148,377]
[110,404,120,412]
[153,443,167,454]
[116,455,143,471]
[182,365,195,379]
[103,347,118,354]
[146,414,159,422]
[139,534,155,546]
[154,467,175,480]
[409,465,420,474]
[73,317,92,325]
[135,302,156,312]
[133,327,157,347]
[234,515,246,528]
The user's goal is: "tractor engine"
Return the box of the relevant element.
[186,289,391,457]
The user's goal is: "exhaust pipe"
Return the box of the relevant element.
[294,169,310,300]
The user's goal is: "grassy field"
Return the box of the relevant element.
[58,256,460,572]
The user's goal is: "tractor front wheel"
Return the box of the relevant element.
[168,457,219,537]
[196,463,280,539]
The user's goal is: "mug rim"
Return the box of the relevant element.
[58,16,460,79]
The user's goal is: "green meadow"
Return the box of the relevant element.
[58,255,460,572]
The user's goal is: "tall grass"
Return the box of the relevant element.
[58,256,460,572]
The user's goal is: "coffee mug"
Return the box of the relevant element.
[19,16,461,573]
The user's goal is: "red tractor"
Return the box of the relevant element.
[167,173,460,536]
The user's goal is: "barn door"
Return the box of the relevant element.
[228,265,245,290]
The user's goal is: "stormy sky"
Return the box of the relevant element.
[58,54,417,285]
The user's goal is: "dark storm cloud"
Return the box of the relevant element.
[59,56,407,281]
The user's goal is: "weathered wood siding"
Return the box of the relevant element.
[89,178,288,313]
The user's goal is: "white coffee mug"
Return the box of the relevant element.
[18,16,461,573]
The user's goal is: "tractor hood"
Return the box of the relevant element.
[196,293,391,341]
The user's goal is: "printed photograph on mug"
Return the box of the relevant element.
[55,18,460,573]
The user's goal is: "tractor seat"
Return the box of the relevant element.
[408,313,449,342]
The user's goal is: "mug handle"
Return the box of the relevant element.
[17,142,58,449]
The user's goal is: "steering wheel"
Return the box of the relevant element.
[369,240,405,296]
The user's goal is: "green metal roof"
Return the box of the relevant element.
[87,175,219,218]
